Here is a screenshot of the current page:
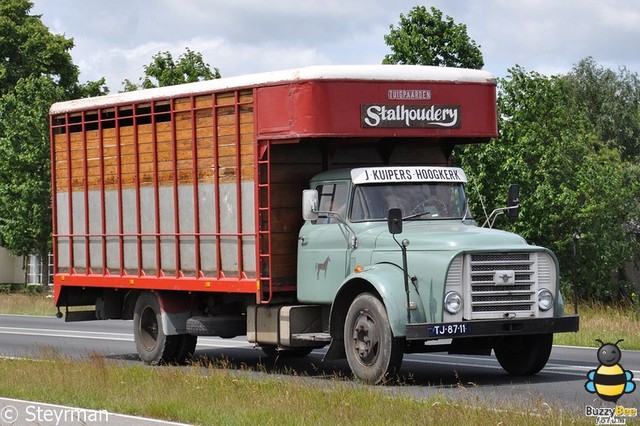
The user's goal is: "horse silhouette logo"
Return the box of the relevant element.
[315,256,331,279]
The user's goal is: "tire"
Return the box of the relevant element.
[494,333,553,375]
[133,291,179,365]
[344,293,404,384]
[174,334,198,364]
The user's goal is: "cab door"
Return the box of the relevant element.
[297,181,353,303]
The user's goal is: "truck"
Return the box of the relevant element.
[50,65,579,384]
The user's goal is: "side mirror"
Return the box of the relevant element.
[302,189,319,221]
[387,208,403,234]
[507,184,520,222]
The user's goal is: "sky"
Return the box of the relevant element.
[31,0,640,92]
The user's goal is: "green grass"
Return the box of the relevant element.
[555,302,640,350]
[0,355,591,425]
[0,291,58,316]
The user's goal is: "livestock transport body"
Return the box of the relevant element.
[50,65,578,384]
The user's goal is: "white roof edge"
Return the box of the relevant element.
[50,65,495,115]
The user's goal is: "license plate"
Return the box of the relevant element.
[427,323,471,337]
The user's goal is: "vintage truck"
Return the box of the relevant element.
[50,65,578,384]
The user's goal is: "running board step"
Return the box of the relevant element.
[291,332,332,343]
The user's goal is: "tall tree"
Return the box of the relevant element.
[455,66,639,300]
[0,0,79,96]
[123,48,221,91]
[0,77,63,285]
[566,57,640,160]
[383,6,484,69]
[0,0,105,284]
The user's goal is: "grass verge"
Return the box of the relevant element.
[0,291,57,316]
[0,355,591,425]
[555,303,640,350]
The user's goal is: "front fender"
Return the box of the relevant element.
[338,262,425,337]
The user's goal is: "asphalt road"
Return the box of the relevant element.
[0,314,638,418]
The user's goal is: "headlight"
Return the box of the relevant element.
[444,291,462,314]
[538,288,554,311]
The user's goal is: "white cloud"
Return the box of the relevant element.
[32,0,640,90]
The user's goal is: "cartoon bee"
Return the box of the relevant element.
[585,339,636,403]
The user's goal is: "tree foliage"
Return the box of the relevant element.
[75,77,109,98]
[0,0,79,96]
[383,6,484,69]
[566,57,640,160]
[455,66,640,300]
[0,76,63,285]
[0,0,107,284]
[123,48,221,91]
[383,7,640,300]
[0,2,216,285]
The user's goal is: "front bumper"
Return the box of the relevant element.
[405,315,579,340]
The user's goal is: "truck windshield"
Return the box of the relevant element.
[350,182,467,221]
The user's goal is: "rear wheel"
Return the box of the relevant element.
[174,334,198,364]
[494,333,553,375]
[344,293,404,384]
[133,291,179,364]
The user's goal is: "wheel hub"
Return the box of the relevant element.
[139,306,159,350]
[351,310,380,365]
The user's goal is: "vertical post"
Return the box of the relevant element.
[170,99,181,277]
[190,95,202,276]
[212,93,222,279]
[98,111,107,274]
[81,112,90,274]
[64,113,74,274]
[572,232,580,315]
[401,239,411,324]
[49,116,58,279]
[151,103,162,276]
[115,107,125,275]
[133,105,142,276]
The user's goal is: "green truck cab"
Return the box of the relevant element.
[297,166,578,383]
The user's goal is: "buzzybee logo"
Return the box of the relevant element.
[584,339,637,424]
[585,339,635,402]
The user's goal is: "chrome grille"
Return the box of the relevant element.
[469,253,536,318]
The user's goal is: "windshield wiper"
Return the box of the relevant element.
[402,211,433,220]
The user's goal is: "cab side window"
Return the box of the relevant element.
[316,183,347,224]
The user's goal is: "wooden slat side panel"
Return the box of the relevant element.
[52,88,259,282]
[55,92,256,191]
[267,142,324,283]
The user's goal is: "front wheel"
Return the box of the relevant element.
[344,293,404,384]
[494,333,553,375]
